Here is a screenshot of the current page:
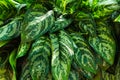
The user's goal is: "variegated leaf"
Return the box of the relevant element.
[80,68,94,79]
[21,10,55,42]
[23,4,47,23]
[50,15,72,33]
[101,56,120,80]
[16,42,31,59]
[71,62,94,79]
[71,33,97,73]
[0,17,22,41]
[89,36,115,65]
[77,12,97,36]
[55,0,78,14]
[0,0,17,21]
[20,62,32,80]
[89,22,116,65]
[50,30,74,80]
[69,70,79,80]
[28,36,51,80]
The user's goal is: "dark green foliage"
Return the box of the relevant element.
[0,0,120,80]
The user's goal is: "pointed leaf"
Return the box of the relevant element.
[50,30,74,80]
[16,42,31,59]
[89,22,116,65]
[71,33,97,73]
[114,15,120,22]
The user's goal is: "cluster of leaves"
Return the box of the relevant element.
[0,0,120,80]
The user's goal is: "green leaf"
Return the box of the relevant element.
[114,15,120,22]
[50,15,72,33]
[0,0,17,21]
[76,12,97,36]
[16,42,31,59]
[21,10,55,42]
[14,0,34,8]
[0,16,22,41]
[72,62,95,79]
[89,22,116,65]
[69,70,79,80]
[20,62,32,80]
[70,33,97,74]
[81,0,120,19]
[0,40,10,47]
[80,68,94,79]
[54,0,80,14]
[50,30,74,80]
[9,48,17,80]
[28,36,51,80]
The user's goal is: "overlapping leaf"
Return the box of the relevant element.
[71,62,95,79]
[76,12,97,36]
[21,10,54,42]
[50,15,72,33]
[81,0,120,19]
[20,62,32,80]
[0,0,17,21]
[69,69,79,80]
[54,0,81,14]
[50,30,74,80]
[70,33,97,73]
[16,42,31,59]
[28,36,51,80]
[9,49,17,80]
[89,22,116,65]
[0,16,23,41]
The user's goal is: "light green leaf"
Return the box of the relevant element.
[114,15,120,22]
[16,42,31,59]
[55,0,80,14]
[9,49,17,80]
